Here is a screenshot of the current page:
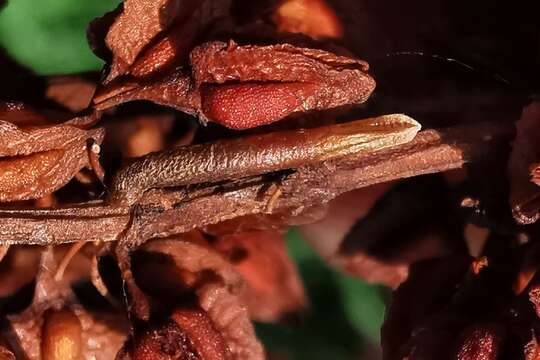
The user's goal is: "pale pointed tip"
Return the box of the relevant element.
[382,113,422,134]
[392,113,421,129]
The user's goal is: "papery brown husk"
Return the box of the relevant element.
[133,238,265,360]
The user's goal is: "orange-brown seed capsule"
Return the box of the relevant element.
[41,309,82,360]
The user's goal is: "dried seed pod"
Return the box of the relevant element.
[41,309,83,360]
[191,41,376,129]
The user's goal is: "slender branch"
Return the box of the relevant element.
[0,121,513,245]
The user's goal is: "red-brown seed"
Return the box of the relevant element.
[201,82,318,129]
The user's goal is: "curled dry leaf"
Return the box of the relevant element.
[191,41,375,129]
[0,117,104,202]
[213,230,307,322]
[134,239,265,360]
[93,67,198,116]
[90,0,232,117]
[98,0,188,81]
[300,185,412,288]
[273,0,343,40]
[92,0,231,82]
[509,101,540,224]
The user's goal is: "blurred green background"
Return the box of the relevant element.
[0,0,120,74]
[0,1,388,358]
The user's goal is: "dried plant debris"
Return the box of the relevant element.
[92,0,231,82]
[3,248,127,359]
[509,101,540,224]
[192,41,375,129]
[0,113,104,202]
[94,40,376,130]
[131,238,265,359]
[0,0,539,358]
[211,229,307,322]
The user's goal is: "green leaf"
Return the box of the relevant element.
[0,0,120,74]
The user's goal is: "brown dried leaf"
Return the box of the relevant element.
[91,0,231,82]
[95,40,375,130]
[191,41,375,129]
[213,230,307,322]
[136,239,265,360]
[92,67,198,115]
[102,0,180,80]
[509,101,540,224]
[0,119,104,202]
[45,75,97,112]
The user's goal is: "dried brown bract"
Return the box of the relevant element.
[212,229,307,322]
[127,238,265,359]
[0,112,104,202]
[191,41,375,129]
[92,0,231,82]
[94,39,375,130]
[117,307,230,360]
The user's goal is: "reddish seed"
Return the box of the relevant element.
[201,82,317,130]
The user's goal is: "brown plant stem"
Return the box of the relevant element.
[0,121,513,246]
